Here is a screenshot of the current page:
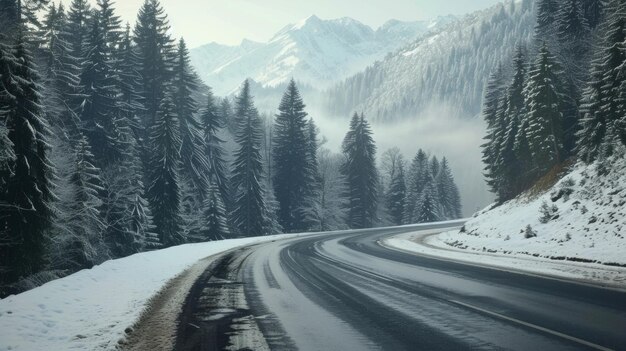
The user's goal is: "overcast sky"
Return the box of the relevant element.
[74,0,504,47]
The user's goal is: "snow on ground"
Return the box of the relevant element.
[384,155,626,289]
[0,234,303,351]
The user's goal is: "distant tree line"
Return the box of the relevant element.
[482,0,625,202]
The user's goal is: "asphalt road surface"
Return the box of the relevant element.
[174,222,626,351]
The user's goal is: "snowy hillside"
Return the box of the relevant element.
[434,152,626,267]
[325,0,535,121]
[190,15,455,95]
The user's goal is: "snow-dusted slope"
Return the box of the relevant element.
[325,0,535,121]
[190,15,455,95]
[434,152,626,268]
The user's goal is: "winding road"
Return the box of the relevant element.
[174,222,626,351]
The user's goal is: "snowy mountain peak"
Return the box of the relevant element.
[191,15,454,95]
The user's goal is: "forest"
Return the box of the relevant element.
[481,0,625,202]
[0,0,462,296]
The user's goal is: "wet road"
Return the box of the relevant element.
[177,222,626,351]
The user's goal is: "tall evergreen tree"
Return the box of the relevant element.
[535,0,559,42]
[230,80,268,237]
[199,181,230,241]
[133,0,174,128]
[386,156,406,226]
[494,46,528,201]
[200,88,230,212]
[272,80,312,232]
[341,113,378,229]
[524,43,566,177]
[0,38,53,286]
[403,149,429,224]
[436,157,462,219]
[146,91,183,246]
[415,181,441,224]
[65,0,91,61]
[63,135,106,269]
[482,64,508,196]
[578,0,626,162]
[80,16,122,165]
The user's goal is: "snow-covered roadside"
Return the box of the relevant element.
[383,229,626,289]
[0,234,305,351]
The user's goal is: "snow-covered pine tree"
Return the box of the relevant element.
[146,90,184,246]
[200,88,230,214]
[133,0,175,128]
[341,113,378,229]
[38,3,82,145]
[80,16,123,165]
[494,46,528,201]
[386,155,406,226]
[481,64,509,196]
[556,0,592,157]
[172,38,210,240]
[0,37,54,286]
[578,0,626,162]
[231,80,269,237]
[403,149,429,224]
[199,181,230,241]
[97,0,122,57]
[117,23,144,138]
[436,157,462,219]
[524,43,566,178]
[415,180,441,224]
[272,80,313,232]
[535,0,559,42]
[62,135,107,269]
[65,0,91,62]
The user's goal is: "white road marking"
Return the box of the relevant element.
[449,299,615,351]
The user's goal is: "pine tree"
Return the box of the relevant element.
[230,80,269,237]
[535,0,559,42]
[80,16,122,165]
[578,0,626,162]
[403,149,429,224]
[272,80,312,232]
[436,158,462,219]
[482,64,508,196]
[341,113,378,229]
[415,181,441,224]
[66,0,91,61]
[146,91,184,246]
[524,43,566,178]
[386,156,406,226]
[0,37,54,285]
[134,0,175,128]
[199,181,230,241]
[63,135,106,269]
[39,3,81,143]
[200,88,230,212]
[494,46,528,201]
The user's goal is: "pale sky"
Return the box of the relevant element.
[72,0,504,47]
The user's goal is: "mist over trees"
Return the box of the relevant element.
[0,0,463,296]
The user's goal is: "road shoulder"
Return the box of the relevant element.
[381,228,626,291]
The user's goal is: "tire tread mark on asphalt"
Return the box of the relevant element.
[280,238,471,351]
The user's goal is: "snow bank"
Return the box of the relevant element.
[434,155,626,267]
[383,155,626,288]
[0,234,298,351]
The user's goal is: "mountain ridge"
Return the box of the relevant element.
[190,14,456,95]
